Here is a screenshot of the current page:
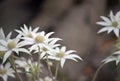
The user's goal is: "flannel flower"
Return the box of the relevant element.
[102,50,120,65]
[0,63,15,81]
[22,30,56,52]
[15,24,39,38]
[15,58,42,73]
[47,46,83,68]
[97,11,120,37]
[0,33,29,63]
[34,38,61,59]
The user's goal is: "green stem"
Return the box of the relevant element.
[46,54,54,80]
[55,62,59,81]
[37,46,41,81]
[92,63,104,81]
[9,54,23,81]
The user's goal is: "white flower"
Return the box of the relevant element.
[102,50,120,65]
[15,24,39,38]
[0,34,29,63]
[47,46,83,68]
[15,58,42,73]
[34,38,61,59]
[0,63,15,81]
[97,11,120,37]
[22,31,55,52]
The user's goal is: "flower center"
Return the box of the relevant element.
[112,21,118,27]
[26,33,33,38]
[35,35,45,43]
[7,41,16,49]
[0,68,7,75]
[56,52,65,58]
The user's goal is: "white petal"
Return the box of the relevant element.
[8,73,15,78]
[107,27,114,34]
[109,11,115,22]
[33,27,39,33]
[3,75,7,81]
[47,56,60,60]
[113,28,119,37]
[113,51,120,54]
[3,51,12,63]
[17,41,32,47]
[65,50,76,55]
[102,56,116,64]
[0,40,7,46]
[29,44,37,52]
[97,27,109,33]
[65,54,83,61]
[17,48,30,54]
[61,46,66,52]
[0,46,7,51]
[96,22,110,26]
[100,16,111,24]
[60,59,65,68]
[45,32,54,39]
[6,32,12,40]
[0,28,5,40]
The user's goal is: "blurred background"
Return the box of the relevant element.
[0,0,120,81]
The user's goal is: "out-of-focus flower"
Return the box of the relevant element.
[97,11,120,37]
[39,76,53,81]
[0,63,15,81]
[15,24,39,38]
[0,34,29,63]
[102,50,120,65]
[15,58,42,73]
[47,46,83,68]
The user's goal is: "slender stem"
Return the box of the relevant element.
[55,62,59,81]
[9,54,23,81]
[46,54,54,80]
[37,46,41,81]
[92,63,104,81]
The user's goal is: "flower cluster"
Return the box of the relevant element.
[97,11,120,65]
[0,25,82,81]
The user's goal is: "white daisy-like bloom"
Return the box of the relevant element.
[34,38,61,59]
[97,11,120,37]
[47,46,83,68]
[102,50,120,65]
[0,34,29,63]
[0,63,15,81]
[0,28,12,41]
[15,58,42,73]
[22,31,55,52]
[15,24,39,38]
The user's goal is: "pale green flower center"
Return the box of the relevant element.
[26,33,33,38]
[56,52,65,58]
[35,35,45,43]
[0,68,7,75]
[7,41,16,49]
[112,21,118,27]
